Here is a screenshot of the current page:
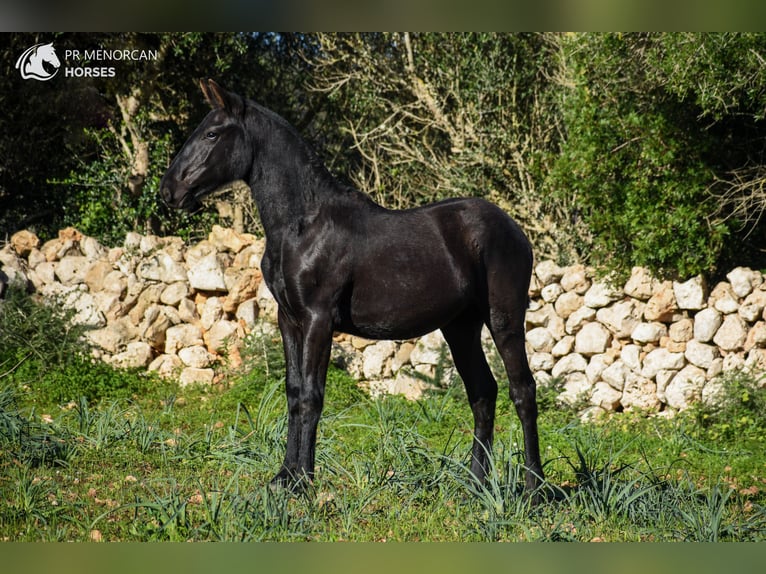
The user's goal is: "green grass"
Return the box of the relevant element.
[2,288,766,541]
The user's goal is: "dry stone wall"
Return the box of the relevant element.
[2,227,766,416]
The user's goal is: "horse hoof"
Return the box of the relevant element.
[269,469,312,495]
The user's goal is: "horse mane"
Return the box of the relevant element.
[245,99,376,209]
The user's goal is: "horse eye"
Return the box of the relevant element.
[205,131,218,141]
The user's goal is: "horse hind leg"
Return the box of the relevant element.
[488,307,545,495]
[441,314,498,485]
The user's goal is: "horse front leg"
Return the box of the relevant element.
[295,311,334,484]
[271,309,303,488]
[271,309,333,491]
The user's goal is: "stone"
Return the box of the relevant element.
[623,266,657,300]
[80,236,108,260]
[83,260,113,293]
[631,322,667,344]
[620,344,643,372]
[85,317,138,353]
[362,340,397,379]
[200,296,225,330]
[165,324,204,354]
[178,345,216,368]
[684,340,720,370]
[222,268,262,313]
[235,298,259,328]
[136,251,188,284]
[727,267,763,298]
[410,331,448,367]
[655,369,678,402]
[179,367,215,386]
[160,282,190,306]
[723,352,746,373]
[525,303,557,329]
[712,314,748,351]
[574,322,612,356]
[554,291,584,319]
[11,230,40,257]
[673,275,708,310]
[746,348,766,371]
[148,354,183,378]
[44,283,105,327]
[701,377,727,409]
[526,327,556,353]
[560,264,590,294]
[664,365,706,410]
[551,335,575,357]
[745,322,766,352]
[709,282,740,314]
[565,305,597,335]
[621,373,660,412]
[601,360,628,391]
[535,260,563,286]
[641,348,686,380]
[208,225,256,253]
[127,284,164,325]
[585,353,613,384]
[177,298,198,323]
[101,270,127,297]
[140,307,174,349]
[55,256,90,285]
[257,280,278,321]
[232,241,266,270]
[552,353,587,378]
[110,341,153,369]
[529,352,555,372]
[596,299,643,339]
[139,234,162,254]
[556,372,591,406]
[391,342,415,373]
[205,319,240,354]
[590,381,622,412]
[669,318,694,343]
[541,282,563,303]
[583,280,623,309]
[644,282,677,322]
[693,308,723,343]
[187,252,227,291]
[368,371,431,401]
[739,289,766,323]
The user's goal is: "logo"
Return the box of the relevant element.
[16,42,61,81]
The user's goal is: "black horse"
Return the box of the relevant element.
[161,79,544,495]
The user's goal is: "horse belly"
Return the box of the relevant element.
[343,258,472,340]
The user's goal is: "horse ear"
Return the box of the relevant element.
[200,79,244,116]
[200,78,225,109]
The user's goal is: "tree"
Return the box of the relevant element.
[548,33,766,280]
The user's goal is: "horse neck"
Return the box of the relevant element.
[245,105,343,245]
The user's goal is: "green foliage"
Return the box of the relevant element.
[549,33,731,279]
[0,286,157,408]
[692,369,766,444]
[57,129,215,244]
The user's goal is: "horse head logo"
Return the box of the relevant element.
[16,42,61,81]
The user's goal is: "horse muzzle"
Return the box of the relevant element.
[160,177,198,211]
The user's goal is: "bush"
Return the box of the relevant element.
[549,34,730,280]
[693,369,766,444]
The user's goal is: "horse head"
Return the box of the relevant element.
[160,79,251,211]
